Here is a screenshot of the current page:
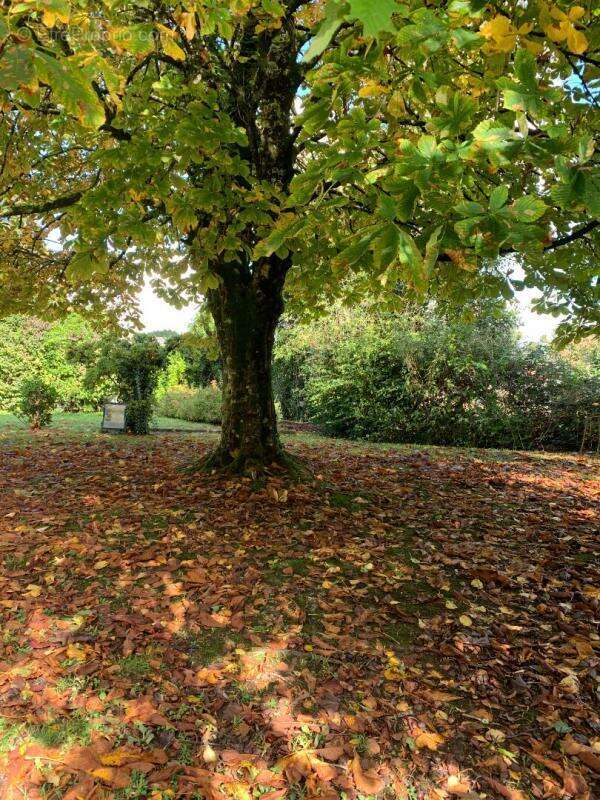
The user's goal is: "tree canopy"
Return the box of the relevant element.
[0,0,598,469]
[0,0,598,331]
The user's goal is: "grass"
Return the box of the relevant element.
[0,410,218,434]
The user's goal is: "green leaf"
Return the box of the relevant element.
[253,214,304,259]
[334,229,378,270]
[583,173,600,216]
[0,45,35,91]
[374,223,400,269]
[394,182,419,222]
[304,0,345,61]
[109,24,155,57]
[397,228,424,271]
[489,185,508,212]
[451,28,483,50]
[261,0,285,16]
[347,0,399,38]
[417,135,437,158]
[510,196,546,222]
[66,252,107,280]
[378,194,398,222]
[33,52,105,127]
[424,225,444,272]
[297,99,331,135]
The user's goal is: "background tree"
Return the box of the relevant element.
[0,314,104,411]
[0,0,598,471]
[83,334,171,434]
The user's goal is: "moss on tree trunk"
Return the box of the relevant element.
[202,258,299,476]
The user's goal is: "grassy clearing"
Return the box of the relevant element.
[0,410,218,433]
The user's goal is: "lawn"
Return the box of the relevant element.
[0,422,598,800]
[0,411,218,435]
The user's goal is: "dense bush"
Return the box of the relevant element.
[16,377,58,430]
[156,384,222,425]
[0,315,101,412]
[273,306,600,451]
[83,334,170,435]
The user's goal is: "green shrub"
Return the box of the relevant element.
[156,384,222,425]
[273,305,600,452]
[0,314,102,412]
[82,334,170,435]
[16,377,59,430]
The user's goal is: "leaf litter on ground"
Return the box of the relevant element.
[0,430,598,800]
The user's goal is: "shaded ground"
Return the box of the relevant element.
[0,426,598,800]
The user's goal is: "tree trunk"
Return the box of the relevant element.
[204,259,291,475]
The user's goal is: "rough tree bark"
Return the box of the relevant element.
[203,256,294,474]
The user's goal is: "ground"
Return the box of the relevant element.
[0,418,598,800]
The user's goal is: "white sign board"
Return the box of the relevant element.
[102,403,126,432]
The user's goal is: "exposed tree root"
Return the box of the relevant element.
[198,444,311,482]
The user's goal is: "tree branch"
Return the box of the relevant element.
[543,220,599,251]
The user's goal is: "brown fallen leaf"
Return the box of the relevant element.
[91,766,130,788]
[124,697,170,726]
[484,777,527,800]
[562,736,600,774]
[414,731,444,751]
[351,753,385,795]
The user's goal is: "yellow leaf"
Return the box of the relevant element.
[415,731,444,751]
[94,560,109,570]
[523,38,544,55]
[26,584,42,598]
[479,15,517,53]
[459,614,473,627]
[471,578,484,589]
[42,10,57,27]
[359,81,386,99]
[162,36,186,60]
[545,20,569,42]
[66,643,88,662]
[383,668,402,681]
[567,24,587,53]
[388,91,406,118]
[180,11,196,41]
[100,748,136,766]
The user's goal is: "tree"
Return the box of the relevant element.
[0,314,104,411]
[16,377,58,430]
[83,334,171,434]
[0,0,598,471]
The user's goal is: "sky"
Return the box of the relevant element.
[139,280,560,342]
